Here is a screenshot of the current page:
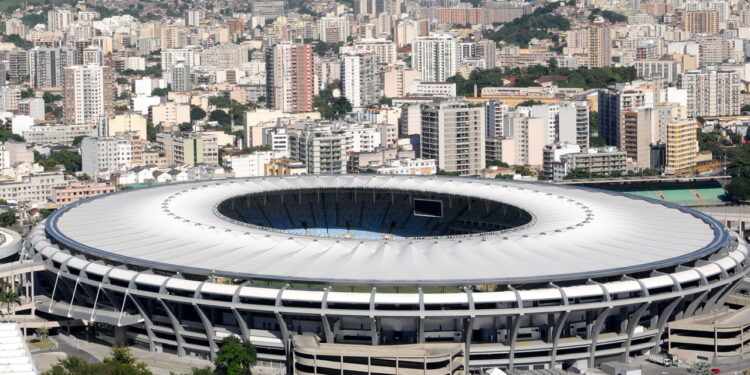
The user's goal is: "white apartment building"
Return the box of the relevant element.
[678,69,740,117]
[47,8,74,31]
[0,87,21,112]
[341,52,380,109]
[341,125,381,153]
[502,113,546,167]
[421,100,486,175]
[345,39,397,64]
[408,82,457,97]
[289,125,348,174]
[0,142,33,169]
[413,34,458,82]
[530,104,559,146]
[558,101,590,148]
[23,125,97,145]
[319,17,350,43]
[224,151,278,178]
[371,158,436,175]
[0,172,68,204]
[81,137,134,176]
[63,64,113,126]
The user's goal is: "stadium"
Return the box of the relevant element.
[24,175,750,371]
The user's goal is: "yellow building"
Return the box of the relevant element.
[665,120,699,175]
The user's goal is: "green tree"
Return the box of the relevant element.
[516,100,543,107]
[4,34,31,48]
[0,211,15,228]
[44,347,152,375]
[209,110,232,126]
[179,122,193,132]
[72,136,86,147]
[209,96,233,108]
[190,105,207,121]
[487,160,509,168]
[39,209,54,219]
[43,92,63,103]
[146,121,157,142]
[36,326,49,340]
[482,7,569,47]
[151,87,170,97]
[0,290,20,317]
[436,169,461,176]
[313,41,343,56]
[214,336,257,375]
[21,87,34,99]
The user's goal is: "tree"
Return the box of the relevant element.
[151,87,170,97]
[4,34,31,48]
[0,211,16,228]
[482,7,569,47]
[179,123,193,132]
[43,92,63,103]
[72,136,86,147]
[44,347,153,375]
[0,290,20,319]
[214,336,257,375]
[727,177,750,201]
[516,100,543,107]
[146,122,157,142]
[209,96,233,108]
[209,110,232,126]
[190,105,207,121]
[21,87,34,99]
[487,160,509,168]
[36,326,49,340]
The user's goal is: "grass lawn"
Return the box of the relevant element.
[27,338,56,350]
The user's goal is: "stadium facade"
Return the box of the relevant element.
[24,175,750,370]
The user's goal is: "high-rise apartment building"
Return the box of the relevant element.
[28,47,76,89]
[413,34,458,82]
[558,101,590,148]
[682,10,719,34]
[383,68,420,97]
[598,85,651,147]
[620,110,653,168]
[319,17,350,43]
[170,62,192,92]
[160,25,187,50]
[530,104,559,146]
[63,64,114,126]
[81,136,134,176]
[47,8,74,31]
[289,125,348,174]
[184,9,206,27]
[678,69,740,117]
[345,39,397,65]
[421,100,486,175]
[8,49,28,80]
[587,21,612,68]
[156,132,217,166]
[0,86,21,112]
[394,19,429,48]
[665,120,698,175]
[265,43,315,113]
[502,113,545,167]
[341,52,380,110]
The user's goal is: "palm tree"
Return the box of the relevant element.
[36,326,49,340]
[0,291,20,321]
